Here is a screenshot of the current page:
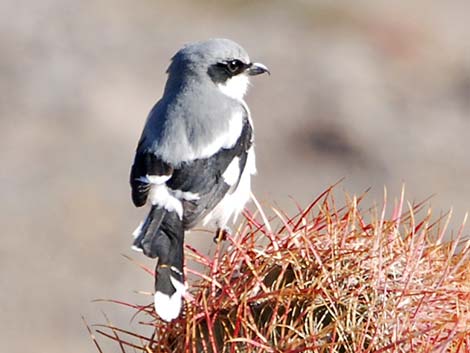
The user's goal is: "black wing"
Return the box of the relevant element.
[168,118,252,229]
[130,118,253,229]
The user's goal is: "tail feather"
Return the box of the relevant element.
[132,206,166,258]
[154,265,185,321]
[132,207,186,321]
[153,211,185,321]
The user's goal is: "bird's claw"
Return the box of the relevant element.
[213,228,230,243]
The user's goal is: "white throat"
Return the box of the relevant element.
[217,74,250,101]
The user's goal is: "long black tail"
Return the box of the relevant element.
[132,205,166,257]
[132,206,185,321]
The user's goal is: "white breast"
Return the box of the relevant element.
[202,146,256,228]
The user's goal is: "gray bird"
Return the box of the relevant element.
[130,38,269,321]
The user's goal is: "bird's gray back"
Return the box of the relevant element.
[140,82,245,166]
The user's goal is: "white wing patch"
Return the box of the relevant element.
[222,157,240,186]
[170,189,200,201]
[203,147,256,228]
[144,174,172,184]
[149,185,183,219]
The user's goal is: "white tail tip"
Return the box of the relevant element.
[154,277,185,322]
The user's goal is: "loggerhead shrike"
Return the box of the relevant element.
[130,38,269,322]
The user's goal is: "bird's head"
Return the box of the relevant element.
[167,38,270,101]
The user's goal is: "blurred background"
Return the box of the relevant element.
[2,0,470,351]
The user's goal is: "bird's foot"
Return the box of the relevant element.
[213,227,231,243]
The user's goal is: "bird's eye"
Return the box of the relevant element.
[226,60,243,73]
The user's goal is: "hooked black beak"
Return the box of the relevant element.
[247,62,270,76]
